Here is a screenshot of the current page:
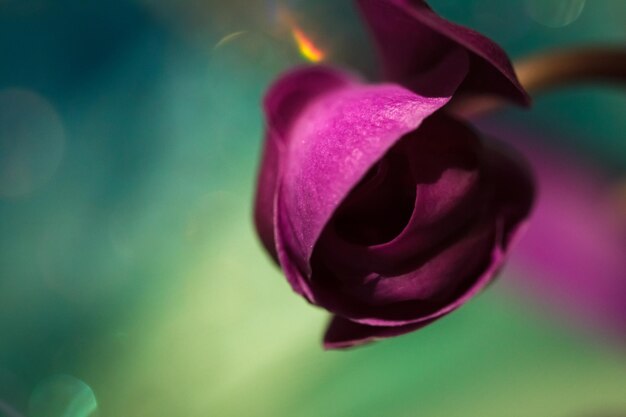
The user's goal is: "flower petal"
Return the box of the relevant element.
[309,118,534,326]
[356,0,529,105]
[312,210,500,326]
[323,315,435,349]
[254,66,356,262]
[274,82,452,301]
[318,115,486,277]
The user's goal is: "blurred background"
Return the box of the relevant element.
[0,0,625,416]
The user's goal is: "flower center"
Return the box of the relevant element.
[332,148,415,246]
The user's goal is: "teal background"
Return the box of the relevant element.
[0,1,625,416]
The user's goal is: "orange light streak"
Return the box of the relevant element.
[290,26,325,63]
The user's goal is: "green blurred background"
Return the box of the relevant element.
[0,0,625,416]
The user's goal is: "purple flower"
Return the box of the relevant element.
[254,0,535,349]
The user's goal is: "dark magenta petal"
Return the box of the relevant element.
[323,315,434,349]
[356,0,529,105]
[263,66,357,142]
[318,115,486,276]
[313,213,507,328]
[254,66,356,263]
[310,203,505,327]
[254,135,282,262]
[480,136,536,247]
[346,218,496,307]
[309,117,534,327]
[274,81,452,301]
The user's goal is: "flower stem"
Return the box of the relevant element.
[450,46,626,118]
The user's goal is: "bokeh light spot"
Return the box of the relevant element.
[27,375,97,417]
[0,400,24,417]
[214,31,247,49]
[525,0,586,28]
[0,369,27,417]
[0,88,65,199]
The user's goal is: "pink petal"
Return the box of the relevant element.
[274,82,453,300]
[254,66,356,263]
